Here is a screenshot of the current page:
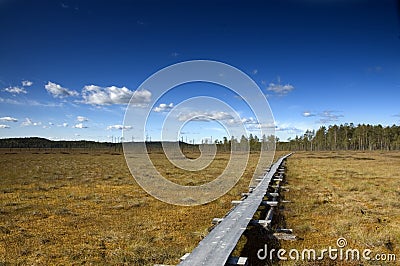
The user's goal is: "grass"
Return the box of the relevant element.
[278,151,400,265]
[0,149,282,265]
[1,150,398,265]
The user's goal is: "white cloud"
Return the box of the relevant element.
[45,81,79,98]
[76,116,88,122]
[317,110,344,124]
[267,83,294,95]
[176,111,265,129]
[3,86,27,94]
[177,111,234,122]
[0,116,18,122]
[73,123,87,129]
[107,125,133,130]
[303,110,344,124]
[128,89,152,106]
[60,122,68,127]
[302,111,316,117]
[82,85,151,106]
[154,103,174,112]
[0,124,10,129]
[276,125,303,133]
[21,118,41,127]
[0,97,63,107]
[272,122,308,139]
[22,80,33,87]
[265,77,294,95]
[0,97,19,104]
[233,117,260,129]
[245,122,276,132]
[241,117,258,124]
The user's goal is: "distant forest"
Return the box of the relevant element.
[0,137,117,150]
[1,123,400,151]
[199,123,400,151]
[280,123,400,151]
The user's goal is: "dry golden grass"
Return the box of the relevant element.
[2,150,397,265]
[0,149,283,265]
[280,151,400,265]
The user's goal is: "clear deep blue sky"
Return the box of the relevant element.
[0,0,399,142]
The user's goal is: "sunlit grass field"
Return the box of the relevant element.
[0,149,281,265]
[0,150,399,265]
[280,151,400,265]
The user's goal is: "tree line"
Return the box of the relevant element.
[212,123,400,151]
[210,134,276,152]
[278,123,400,151]
[0,137,116,150]
[2,123,400,151]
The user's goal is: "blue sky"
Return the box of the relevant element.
[0,0,399,142]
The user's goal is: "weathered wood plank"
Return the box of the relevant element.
[273,233,297,241]
[212,218,224,225]
[180,253,190,261]
[266,192,279,197]
[178,154,292,266]
[231,200,243,205]
[226,256,248,266]
[249,219,271,226]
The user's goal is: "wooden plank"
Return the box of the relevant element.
[249,219,271,226]
[178,154,292,266]
[266,192,279,198]
[265,201,278,207]
[180,253,190,261]
[273,233,297,241]
[212,218,224,225]
[265,207,274,221]
[226,256,248,266]
[270,185,288,189]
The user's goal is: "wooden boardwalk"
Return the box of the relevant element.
[178,153,292,266]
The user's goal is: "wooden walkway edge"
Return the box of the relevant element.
[178,153,293,266]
